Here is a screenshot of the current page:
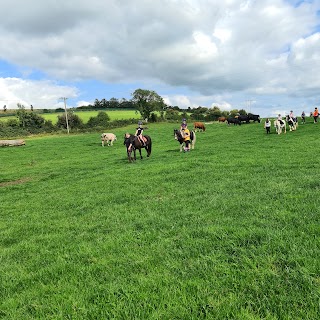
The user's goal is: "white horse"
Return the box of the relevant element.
[101,133,117,146]
[274,120,286,135]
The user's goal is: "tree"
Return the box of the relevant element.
[131,89,165,120]
[206,106,222,121]
[109,97,119,109]
[3,105,7,112]
[93,99,102,109]
[229,109,239,117]
[16,104,45,128]
[56,112,83,129]
[87,111,110,128]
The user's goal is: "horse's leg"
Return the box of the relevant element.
[139,148,143,159]
[180,143,183,152]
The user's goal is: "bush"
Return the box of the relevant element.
[56,112,83,130]
[6,118,20,127]
[149,113,159,122]
[43,120,56,132]
[86,111,110,128]
[165,109,180,121]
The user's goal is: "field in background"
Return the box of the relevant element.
[1,121,320,319]
[0,109,141,124]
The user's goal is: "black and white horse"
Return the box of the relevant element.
[274,119,286,134]
[286,115,298,131]
[174,129,196,152]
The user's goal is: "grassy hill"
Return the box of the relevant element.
[1,121,319,319]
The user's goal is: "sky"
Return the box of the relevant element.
[1,0,320,118]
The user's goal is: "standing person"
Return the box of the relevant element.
[135,121,146,146]
[313,107,319,123]
[181,124,191,152]
[301,111,306,124]
[264,118,271,134]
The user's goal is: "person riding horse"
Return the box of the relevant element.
[180,118,188,131]
[181,123,191,152]
[277,114,284,125]
[135,121,146,146]
[124,132,152,162]
[289,110,297,123]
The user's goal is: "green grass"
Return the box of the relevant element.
[1,121,320,319]
[0,110,140,124]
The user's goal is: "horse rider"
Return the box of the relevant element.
[289,110,294,121]
[277,114,284,125]
[135,121,146,146]
[180,118,187,130]
[181,123,191,152]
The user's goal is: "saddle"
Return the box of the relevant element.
[137,135,147,145]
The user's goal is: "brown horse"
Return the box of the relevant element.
[124,133,152,162]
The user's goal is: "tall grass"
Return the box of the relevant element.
[1,121,319,319]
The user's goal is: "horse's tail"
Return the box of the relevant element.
[191,131,196,149]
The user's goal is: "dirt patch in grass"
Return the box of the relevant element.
[0,177,32,187]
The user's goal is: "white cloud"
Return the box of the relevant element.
[0,78,78,109]
[0,0,320,116]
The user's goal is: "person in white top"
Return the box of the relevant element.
[264,118,271,134]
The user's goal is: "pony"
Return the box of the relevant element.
[101,133,117,146]
[286,115,297,131]
[274,119,286,135]
[123,133,152,162]
[174,129,196,152]
[194,122,206,131]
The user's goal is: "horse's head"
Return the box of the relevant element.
[174,129,182,141]
[124,133,132,144]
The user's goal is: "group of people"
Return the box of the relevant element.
[264,107,319,134]
[136,108,318,143]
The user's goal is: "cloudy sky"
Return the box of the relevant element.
[1,0,320,117]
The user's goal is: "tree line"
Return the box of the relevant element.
[0,89,250,137]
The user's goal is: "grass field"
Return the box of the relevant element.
[0,110,140,124]
[1,121,320,319]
